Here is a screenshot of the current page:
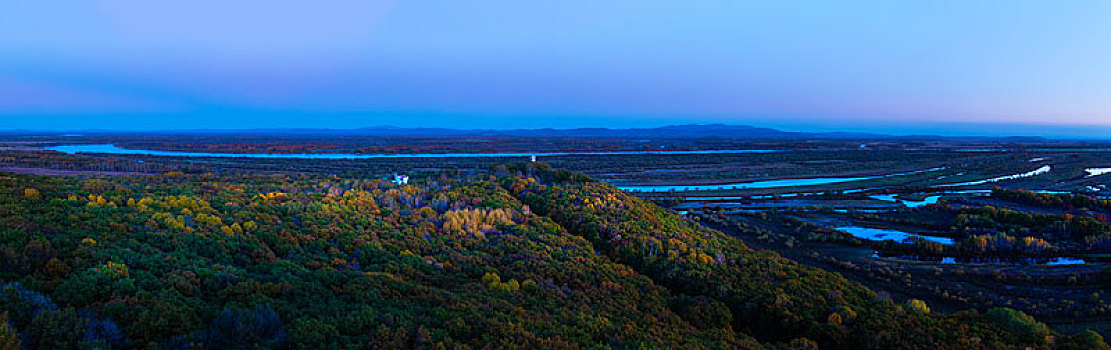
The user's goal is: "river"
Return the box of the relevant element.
[46,143,779,159]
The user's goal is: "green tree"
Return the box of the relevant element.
[905,299,930,314]
[1058,330,1110,350]
[985,307,1050,344]
[29,309,87,349]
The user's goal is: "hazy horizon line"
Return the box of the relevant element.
[4,121,1111,141]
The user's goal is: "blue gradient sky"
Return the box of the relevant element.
[2,1,1110,135]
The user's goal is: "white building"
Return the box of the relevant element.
[393,174,409,185]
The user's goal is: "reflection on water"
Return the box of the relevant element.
[903,196,941,207]
[1046,257,1088,265]
[869,194,941,207]
[877,254,1094,265]
[1086,168,1111,178]
[47,144,778,159]
[619,167,946,193]
[937,165,1051,187]
[620,177,873,193]
[836,226,955,245]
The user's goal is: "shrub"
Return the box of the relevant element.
[985,307,1049,344]
[905,299,930,314]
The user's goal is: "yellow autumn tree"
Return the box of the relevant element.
[23,188,40,200]
[905,299,930,314]
[443,208,514,237]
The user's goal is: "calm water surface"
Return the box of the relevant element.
[836,226,955,245]
[47,144,780,159]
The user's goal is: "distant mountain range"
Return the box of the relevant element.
[23,124,892,139]
[6,123,1062,141]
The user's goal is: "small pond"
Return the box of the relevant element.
[836,226,955,245]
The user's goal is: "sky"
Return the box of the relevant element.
[1,1,1110,136]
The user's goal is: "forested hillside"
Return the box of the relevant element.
[0,164,1104,349]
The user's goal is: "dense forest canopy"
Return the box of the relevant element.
[0,164,1105,349]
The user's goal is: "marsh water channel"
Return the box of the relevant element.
[873,254,1101,266]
